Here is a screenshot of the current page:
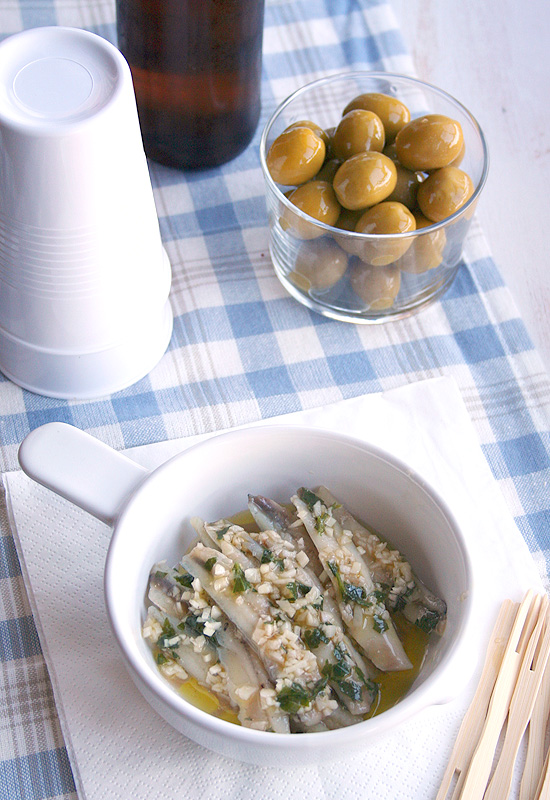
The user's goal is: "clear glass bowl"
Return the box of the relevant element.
[259,72,489,323]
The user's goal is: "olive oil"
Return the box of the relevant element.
[163,613,429,726]
[368,612,430,718]
[180,677,239,725]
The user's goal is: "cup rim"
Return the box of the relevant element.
[0,26,129,135]
[259,70,490,240]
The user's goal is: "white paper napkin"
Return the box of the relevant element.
[3,376,543,800]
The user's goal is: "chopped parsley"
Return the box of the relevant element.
[299,488,322,511]
[337,679,364,701]
[174,572,194,588]
[354,664,369,686]
[314,511,330,534]
[328,562,369,606]
[341,581,370,606]
[321,657,365,701]
[286,581,311,601]
[156,618,179,649]
[276,679,328,713]
[417,610,441,633]
[260,548,284,570]
[303,627,330,650]
[327,563,389,633]
[322,659,351,682]
[153,569,167,579]
[179,613,219,646]
[204,556,217,572]
[232,562,251,593]
[327,561,368,606]
[298,488,340,534]
[373,614,389,634]
[391,585,414,612]
[216,525,230,540]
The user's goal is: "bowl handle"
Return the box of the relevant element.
[18,422,149,526]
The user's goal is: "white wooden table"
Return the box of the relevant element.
[390,0,550,374]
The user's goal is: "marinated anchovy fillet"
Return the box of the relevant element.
[248,494,325,581]
[143,604,232,704]
[182,543,338,728]
[214,618,290,733]
[290,705,362,732]
[144,486,443,732]
[191,517,262,572]
[293,488,412,672]
[314,486,447,634]
[243,502,379,714]
[323,705,365,730]
[148,565,190,618]
[146,566,289,732]
[197,517,377,714]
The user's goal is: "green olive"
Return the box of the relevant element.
[332,109,385,160]
[285,120,330,146]
[333,152,397,211]
[335,207,363,232]
[397,211,447,273]
[350,262,401,310]
[385,163,420,209]
[316,158,342,184]
[413,211,438,229]
[382,141,399,162]
[283,180,341,239]
[332,208,364,255]
[354,201,416,265]
[291,239,348,291]
[343,92,410,142]
[267,126,326,185]
[324,127,336,159]
[417,166,474,222]
[449,139,466,168]
[395,114,464,171]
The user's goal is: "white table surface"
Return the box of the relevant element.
[390,0,550,374]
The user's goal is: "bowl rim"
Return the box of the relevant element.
[104,423,476,747]
[259,70,490,240]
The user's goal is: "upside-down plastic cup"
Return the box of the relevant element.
[0,26,173,398]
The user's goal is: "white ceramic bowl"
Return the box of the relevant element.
[19,422,475,766]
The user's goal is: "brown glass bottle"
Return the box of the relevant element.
[116,0,265,169]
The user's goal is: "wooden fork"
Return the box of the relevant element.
[484,594,550,799]
[437,589,543,800]
[435,598,518,800]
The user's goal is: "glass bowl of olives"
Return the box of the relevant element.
[260,72,489,322]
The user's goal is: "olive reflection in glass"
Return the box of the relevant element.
[282,180,341,239]
[350,261,401,310]
[397,212,447,274]
[290,239,348,292]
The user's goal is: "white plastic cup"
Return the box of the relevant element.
[0,26,173,398]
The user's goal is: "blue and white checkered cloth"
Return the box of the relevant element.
[1,1,549,797]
